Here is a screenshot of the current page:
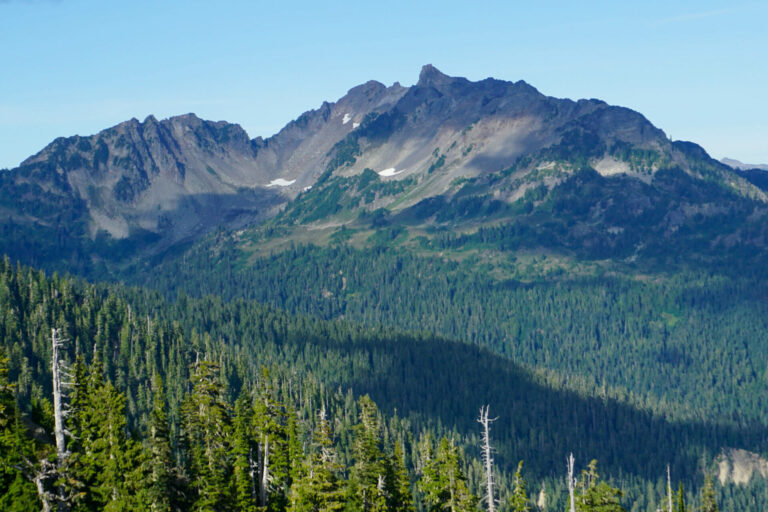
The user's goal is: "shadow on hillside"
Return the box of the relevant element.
[280,328,768,483]
[0,187,286,280]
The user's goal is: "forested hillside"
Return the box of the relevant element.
[0,258,765,510]
[2,66,768,511]
[139,238,768,427]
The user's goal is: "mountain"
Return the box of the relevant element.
[2,65,764,276]
[123,67,768,441]
[251,66,768,274]
[721,157,768,171]
[3,67,768,510]
[0,80,407,273]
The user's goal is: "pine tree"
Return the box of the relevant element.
[181,359,234,512]
[575,460,626,512]
[0,349,39,511]
[146,374,174,512]
[698,474,718,512]
[232,393,258,512]
[418,436,477,512]
[289,408,345,512]
[509,461,530,512]
[348,395,388,512]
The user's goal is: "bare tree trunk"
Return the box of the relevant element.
[52,329,67,462]
[51,328,70,512]
[478,405,497,512]
[249,446,258,504]
[259,434,269,508]
[27,457,55,512]
[567,453,576,512]
[667,465,673,512]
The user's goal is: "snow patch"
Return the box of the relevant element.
[342,113,352,124]
[378,168,405,177]
[303,186,312,192]
[267,178,296,187]
[352,122,360,129]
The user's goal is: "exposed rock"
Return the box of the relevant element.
[717,448,768,485]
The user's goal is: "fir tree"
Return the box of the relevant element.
[348,395,388,512]
[146,374,174,512]
[181,359,234,512]
[575,460,626,512]
[509,461,530,512]
[232,393,258,512]
[289,408,345,512]
[387,441,415,512]
[253,369,291,512]
[698,474,718,512]
[0,349,39,511]
[67,356,147,511]
[418,436,477,512]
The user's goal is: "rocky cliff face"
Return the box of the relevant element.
[16,114,276,241]
[0,79,407,264]
[718,448,768,485]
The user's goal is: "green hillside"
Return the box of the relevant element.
[1,259,765,510]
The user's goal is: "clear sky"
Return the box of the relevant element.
[1,0,766,170]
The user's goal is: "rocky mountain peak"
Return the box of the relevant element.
[417,64,457,88]
[346,80,388,99]
[3,65,764,275]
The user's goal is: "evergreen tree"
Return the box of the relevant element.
[418,436,477,512]
[347,395,388,512]
[0,349,39,511]
[289,408,345,512]
[253,370,291,511]
[146,374,175,512]
[676,482,688,512]
[698,474,718,512]
[232,393,258,512]
[575,460,626,512]
[67,356,147,511]
[509,461,530,512]
[387,441,415,512]
[181,360,233,512]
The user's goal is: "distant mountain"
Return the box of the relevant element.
[0,81,407,272]
[721,157,768,171]
[260,66,768,270]
[1,65,765,275]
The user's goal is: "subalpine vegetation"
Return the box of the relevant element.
[0,258,761,510]
[0,345,721,512]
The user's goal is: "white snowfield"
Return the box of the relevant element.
[352,122,360,129]
[342,113,352,124]
[378,168,405,177]
[267,178,296,187]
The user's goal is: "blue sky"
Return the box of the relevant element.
[1,0,766,169]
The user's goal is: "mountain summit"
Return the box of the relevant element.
[0,66,764,273]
